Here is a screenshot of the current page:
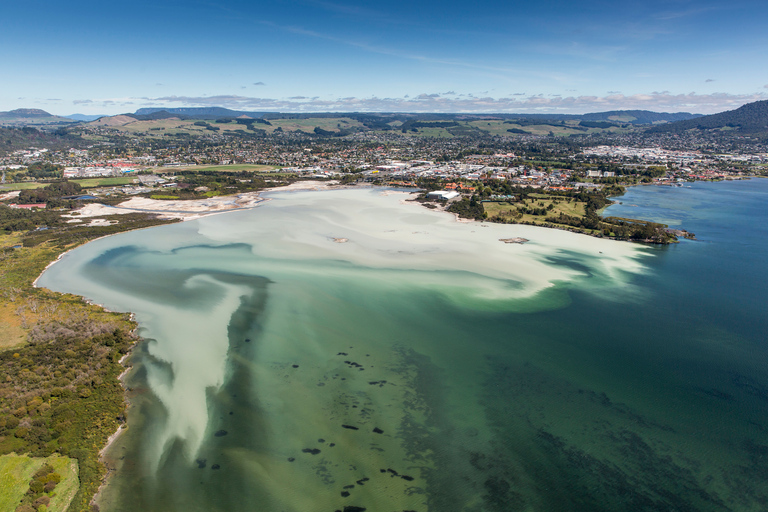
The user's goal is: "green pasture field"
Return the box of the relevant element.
[410,127,454,138]
[0,453,79,512]
[0,182,48,191]
[467,120,630,137]
[483,195,587,225]
[266,117,364,133]
[467,120,523,136]
[70,177,135,188]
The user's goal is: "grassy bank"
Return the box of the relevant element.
[0,213,178,511]
[0,453,79,512]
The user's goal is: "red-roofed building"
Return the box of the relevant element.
[9,203,46,209]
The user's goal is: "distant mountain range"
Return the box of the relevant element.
[129,107,702,125]
[4,102,766,140]
[648,100,768,135]
[65,114,106,122]
[0,108,77,125]
[0,108,53,118]
[133,107,270,120]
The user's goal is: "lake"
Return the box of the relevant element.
[37,181,768,511]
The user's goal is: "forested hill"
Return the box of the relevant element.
[0,126,86,154]
[647,100,768,135]
[505,110,701,124]
[579,110,701,124]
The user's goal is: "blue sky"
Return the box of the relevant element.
[1,0,767,115]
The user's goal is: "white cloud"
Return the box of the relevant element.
[137,91,766,115]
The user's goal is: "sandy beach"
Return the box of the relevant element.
[62,180,343,221]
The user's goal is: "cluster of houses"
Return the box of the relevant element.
[360,161,575,189]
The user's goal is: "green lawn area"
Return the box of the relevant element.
[45,455,79,512]
[267,117,363,133]
[468,120,523,136]
[0,454,39,512]
[410,127,454,138]
[484,196,587,224]
[0,182,48,191]
[0,453,79,512]
[467,120,630,138]
[70,177,135,188]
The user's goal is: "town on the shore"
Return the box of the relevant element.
[2,138,764,200]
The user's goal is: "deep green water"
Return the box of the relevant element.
[38,183,768,511]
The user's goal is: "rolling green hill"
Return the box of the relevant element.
[648,100,768,135]
[0,126,87,154]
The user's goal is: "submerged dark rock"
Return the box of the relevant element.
[302,448,321,455]
[292,364,299,368]
[214,430,228,437]
[195,459,206,469]
[341,491,350,497]
[211,464,220,470]
[288,457,295,462]
[342,424,359,430]
[244,338,251,343]
[401,475,414,481]
[372,427,384,434]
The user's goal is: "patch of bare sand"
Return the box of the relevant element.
[62,192,267,221]
[0,190,21,201]
[62,181,348,222]
[86,219,118,227]
[62,203,136,219]
[264,180,340,192]
[379,189,414,196]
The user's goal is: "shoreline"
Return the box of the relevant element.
[29,179,349,506]
[27,178,708,506]
[91,350,133,509]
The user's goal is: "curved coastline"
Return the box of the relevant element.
[32,183,655,510]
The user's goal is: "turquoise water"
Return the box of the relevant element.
[38,183,768,511]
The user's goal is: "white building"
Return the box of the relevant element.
[426,190,460,200]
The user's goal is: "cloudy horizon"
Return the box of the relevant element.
[2,0,767,117]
